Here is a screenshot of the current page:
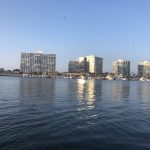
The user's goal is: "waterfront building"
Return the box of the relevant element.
[68,58,87,73]
[79,57,88,73]
[0,68,4,73]
[138,64,144,78]
[20,51,56,74]
[138,61,150,78]
[68,61,80,73]
[68,55,103,75]
[86,55,103,75]
[112,59,130,78]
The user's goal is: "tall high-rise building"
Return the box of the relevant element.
[20,52,56,74]
[68,55,103,75]
[138,61,150,78]
[138,64,144,78]
[86,55,103,74]
[68,60,80,73]
[113,59,130,78]
[79,57,88,73]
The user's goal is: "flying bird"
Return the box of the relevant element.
[130,42,134,46]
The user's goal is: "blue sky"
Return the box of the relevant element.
[0,0,150,73]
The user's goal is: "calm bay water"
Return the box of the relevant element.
[0,77,150,150]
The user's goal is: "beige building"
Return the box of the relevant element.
[113,59,130,78]
[86,55,103,74]
[68,55,103,75]
[138,61,150,78]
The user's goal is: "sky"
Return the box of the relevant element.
[0,0,150,73]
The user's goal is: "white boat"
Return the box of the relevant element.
[121,78,127,80]
[115,75,128,81]
[77,74,88,84]
[106,75,114,80]
[139,77,146,81]
[77,78,87,84]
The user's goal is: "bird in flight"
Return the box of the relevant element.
[130,42,134,46]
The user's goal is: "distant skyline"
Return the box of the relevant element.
[0,0,150,73]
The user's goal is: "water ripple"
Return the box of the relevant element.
[0,78,150,149]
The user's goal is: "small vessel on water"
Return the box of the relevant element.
[139,77,150,82]
[121,78,128,81]
[77,74,89,84]
[106,75,114,80]
[77,78,87,84]
[115,75,128,81]
[139,77,145,81]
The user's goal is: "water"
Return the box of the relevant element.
[0,77,150,150]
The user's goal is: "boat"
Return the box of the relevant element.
[106,75,114,80]
[77,74,88,84]
[121,78,128,80]
[139,77,146,81]
[77,78,87,84]
[115,75,128,81]
[146,79,150,82]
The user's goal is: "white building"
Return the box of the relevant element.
[68,55,103,75]
[20,52,56,74]
[86,55,103,74]
[113,59,130,78]
[138,61,150,78]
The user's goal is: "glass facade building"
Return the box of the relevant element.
[113,59,130,78]
[68,55,103,75]
[138,61,150,78]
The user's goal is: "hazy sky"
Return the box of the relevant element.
[0,0,150,73]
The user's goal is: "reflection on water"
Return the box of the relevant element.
[137,82,150,103]
[1,77,150,150]
[111,81,130,104]
[19,78,55,98]
[77,79,96,110]
[19,78,55,109]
